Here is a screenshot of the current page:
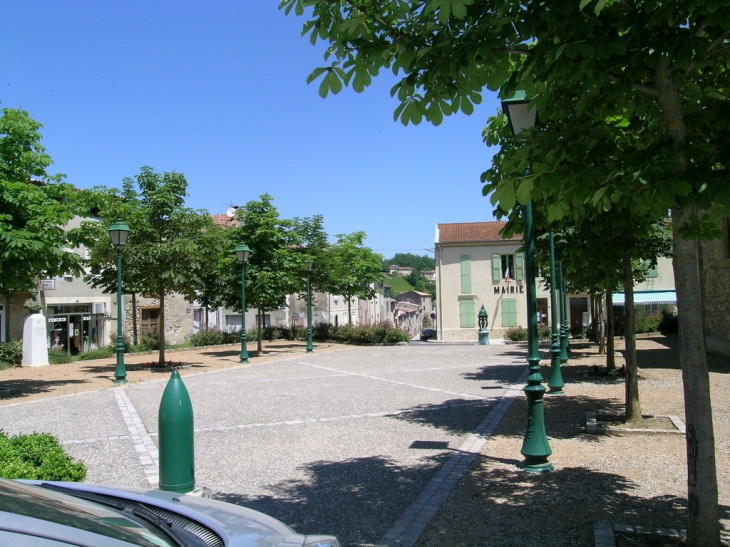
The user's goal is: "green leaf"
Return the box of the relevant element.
[579,0,591,10]
[318,73,330,98]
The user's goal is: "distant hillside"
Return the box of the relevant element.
[382,253,434,272]
[383,274,414,296]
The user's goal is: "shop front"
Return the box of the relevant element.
[46,304,105,355]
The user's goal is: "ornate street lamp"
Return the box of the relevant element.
[547,232,565,394]
[305,261,314,354]
[559,262,570,364]
[108,219,130,384]
[236,244,251,364]
[501,91,553,472]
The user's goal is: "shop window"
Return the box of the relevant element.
[501,298,518,327]
[536,298,548,324]
[140,307,160,337]
[459,299,475,328]
[492,253,524,281]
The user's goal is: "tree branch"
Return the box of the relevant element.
[608,72,659,96]
[686,29,730,75]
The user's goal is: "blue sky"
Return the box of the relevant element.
[2,1,501,258]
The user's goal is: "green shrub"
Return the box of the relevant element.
[262,325,281,342]
[48,350,72,364]
[313,323,332,341]
[0,340,23,366]
[246,328,258,342]
[75,347,115,361]
[108,333,131,353]
[188,327,239,347]
[293,326,307,340]
[636,312,665,334]
[276,326,295,341]
[538,324,551,340]
[0,430,86,481]
[504,326,528,342]
[658,309,678,333]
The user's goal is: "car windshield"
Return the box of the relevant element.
[0,479,174,547]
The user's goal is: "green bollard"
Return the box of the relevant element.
[159,370,195,493]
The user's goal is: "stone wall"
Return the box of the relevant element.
[123,293,195,345]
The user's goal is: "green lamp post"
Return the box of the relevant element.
[305,261,314,354]
[501,91,553,472]
[559,261,570,365]
[236,244,251,364]
[547,232,565,395]
[108,219,130,384]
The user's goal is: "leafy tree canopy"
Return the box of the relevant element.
[382,252,434,272]
[0,108,92,294]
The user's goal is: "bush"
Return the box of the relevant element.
[48,350,72,364]
[276,326,295,341]
[246,328,258,342]
[0,430,87,481]
[262,325,281,342]
[108,333,131,353]
[188,328,239,347]
[658,309,679,333]
[538,324,551,340]
[312,323,332,341]
[75,347,115,361]
[293,326,307,340]
[504,326,528,342]
[0,340,23,366]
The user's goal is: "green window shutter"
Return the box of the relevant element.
[647,264,658,278]
[492,254,501,281]
[460,299,476,328]
[501,298,518,327]
[461,255,472,294]
[515,253,525,281]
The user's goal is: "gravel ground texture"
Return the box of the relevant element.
[2,334,728,547]
[414,334,730,547]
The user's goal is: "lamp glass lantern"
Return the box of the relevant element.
[235,244,250,264]
[108,219,131,247]
[501,91,538,138]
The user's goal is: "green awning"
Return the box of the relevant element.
[612,290,676,306]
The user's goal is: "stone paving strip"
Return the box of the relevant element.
[112,387,160,488]
[374,368,529,547]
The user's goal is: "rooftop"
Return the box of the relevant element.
[436,221,521,244]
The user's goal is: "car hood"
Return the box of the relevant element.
[21,481,336,547]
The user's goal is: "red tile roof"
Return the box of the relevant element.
[437,221,521,243]
[211,213,239,228]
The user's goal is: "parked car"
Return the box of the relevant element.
[0,478,340,547]
[420,328,436,341]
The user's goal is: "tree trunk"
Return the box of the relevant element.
[597,295,605,356]
[132,293,138,346]
[347,297,352,325]
[623,254,641,423]
[654,56,720,546]
[158,292,166,366]
[257,303,263,355]
[673,206,720,546]
[606,288,615,370]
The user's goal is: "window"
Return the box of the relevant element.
[501,298,518,327]
[140,307,160,337]
[460,255,472,294]
[536,298,548,325]
[256,314,271,328]
[459,299,475,328]
[226,315,241,333]
[492,253,524,281]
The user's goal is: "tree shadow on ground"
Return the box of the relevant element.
[0,378,90,399]
[387,391,623,441]
[632,334,730,374]
[418,458,699,547]
[461,363,527,386]
[214,454,448,547]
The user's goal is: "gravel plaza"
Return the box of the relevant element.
[0,342,528,547]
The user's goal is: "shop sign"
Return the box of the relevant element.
[38,279,55,290]
[48,317,67,323]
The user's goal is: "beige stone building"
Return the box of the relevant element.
[434,221,677,342]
